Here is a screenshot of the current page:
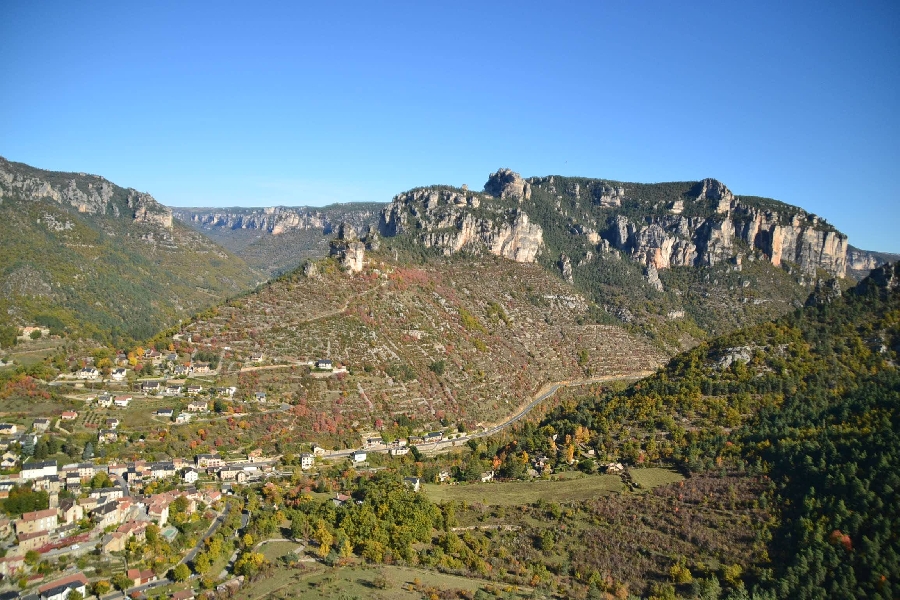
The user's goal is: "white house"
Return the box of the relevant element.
[1,451,18,469]
[349,450,367,463]
[77,367,99,380]
[300,453,314,470]
[21,461,59,480]
[182,469,199,484]
[111,368,127,381]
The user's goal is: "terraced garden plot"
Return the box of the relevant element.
[179,254,665,433]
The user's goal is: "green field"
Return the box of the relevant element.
[629,467,685,489]
[259,540,304,563]
[233,564,532,600]
[3,339,64,368]
[423,474,625,505]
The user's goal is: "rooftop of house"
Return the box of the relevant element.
[37,572,88,594]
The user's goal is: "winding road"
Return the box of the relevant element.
[323,370,655,459]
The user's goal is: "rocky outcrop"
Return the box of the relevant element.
[302,260,320,279]
[379,185,544,263]
[645,264,663,292]
[363,224,381,251]
[856,261,900,297]
[605,179,848,278]
[594,183,625,208]
[848,247,883,272]
[805,278,842,306]
[130,191,173,229]
[485,168,531,201]
[559,254,573,283]
[692,178,734,214]
[330,222,380,273]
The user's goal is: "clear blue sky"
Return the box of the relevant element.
[2,1,898,251]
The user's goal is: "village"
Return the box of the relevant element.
[0,343,522,599]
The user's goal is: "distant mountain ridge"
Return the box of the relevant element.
[847,244,900,281]
[0,157,260,343]
[171,170,896,286]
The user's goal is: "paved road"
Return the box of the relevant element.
[322,370,655,459]
[100,504,231,599]
[113,474,130,497]
[181,503,231,566]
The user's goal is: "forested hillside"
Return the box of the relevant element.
[534,262,900,598]
[0,158,261,344]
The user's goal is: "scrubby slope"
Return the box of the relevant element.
[179,252,665,434]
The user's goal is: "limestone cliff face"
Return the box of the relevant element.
[0,157,173,230]
[379,182,544,263]
[178,208,327,234]
[172,205,379,237]
[606,179,848,278]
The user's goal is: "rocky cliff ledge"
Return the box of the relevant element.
[606,179,848,278]
[379,175,544,263]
